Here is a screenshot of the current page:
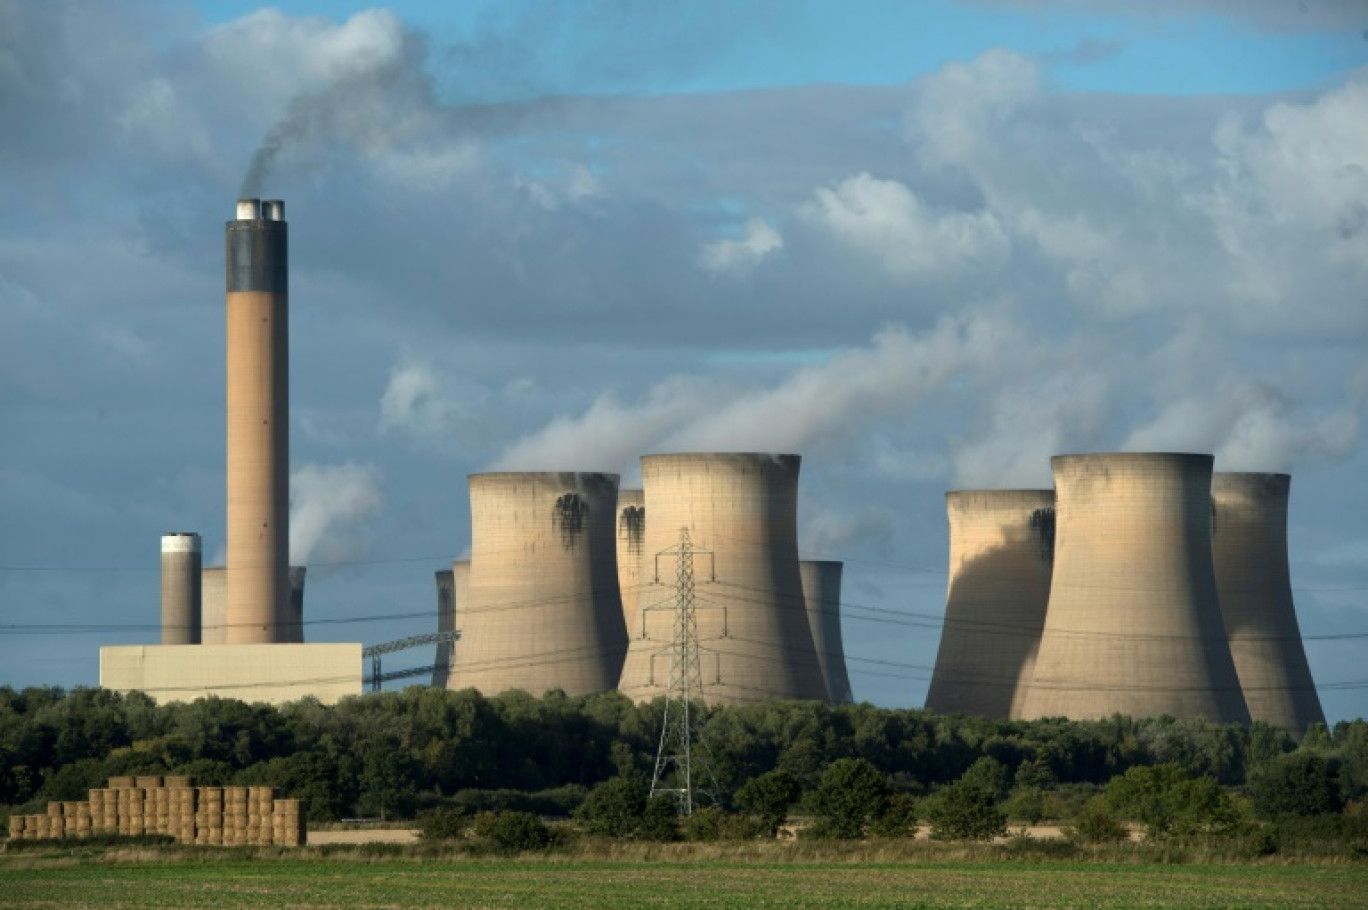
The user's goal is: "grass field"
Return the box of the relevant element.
[3,854,1368,909]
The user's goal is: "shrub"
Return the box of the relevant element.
[807,758,892,839]
[680,806,767,841]
[639,794,681,842]
[734,769,801,837]
[1067,796,1130,844]
[926,780,1008,841]
[575,775,646,837]
[1248,754,1344,818]
[868,791,918,838]
[473,810,551,852]
[416,807,468,840]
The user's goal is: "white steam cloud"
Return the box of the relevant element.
[289,462,384,565]
[492,314,1014,474]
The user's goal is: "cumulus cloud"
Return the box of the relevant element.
[699,217,784,275]
[289,461,384,565]
[907,48,1041,172]
[799,173,1009,280]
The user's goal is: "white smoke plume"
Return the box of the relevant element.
[491,314,1014,475]
[289,461,384,565]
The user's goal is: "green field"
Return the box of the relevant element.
[3,856,1368,909]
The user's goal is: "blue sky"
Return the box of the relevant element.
[2,1,1367,724]
[194,0,1367,96]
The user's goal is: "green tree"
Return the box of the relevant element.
[575,775,646,837]
[1248,754,1344,818]
[926,779,1008,841]
[1067,795,1130,844]
[734,769,801,837]
[473,810,551,851]
[808,758,891,838]
[639,794,681,841]
[960,756,1011,800]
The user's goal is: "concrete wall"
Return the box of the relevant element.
[448,473,627,696]
[800,560,853,704]
[925,491,1054,719]
[1018,453,1250,724]
[161,533,202,645]
[616,489,646,637]
[100,643,362,705]
[1212,472,1325,738]
[225,199,290,643]
[618,453,827,705]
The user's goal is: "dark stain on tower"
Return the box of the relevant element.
[553,493,590,548]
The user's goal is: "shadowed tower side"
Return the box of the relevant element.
[925,491,1054,719]
[432,569,454,689]
[225,198,289,643]
[449,473,627,696]
[799,560,853,704]
[616,490,646,637]
[1211,473,1325,738]
[1018,453,1250,724]
[618,453,828,706]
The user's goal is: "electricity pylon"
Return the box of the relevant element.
[647,527,719,814]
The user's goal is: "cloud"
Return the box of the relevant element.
[493,314,1014,473]
[699,217,783,274]
[289,461,383,565]
[1123,382,1360,471]
[799,173,1009,280]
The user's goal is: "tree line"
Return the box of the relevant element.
[1,685,1364,842]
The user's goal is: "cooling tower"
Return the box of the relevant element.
[618,453,827,706]
[448,474,627,696]
[616,490,646,634]
[200,567,225,645]
[1211,473,1325,737]
[225,198,289,643]
[799,560,854,704]
[432,568,455,689]
[160,533,202,645]
[924,491,1054,719]
[1018,453,1250,724]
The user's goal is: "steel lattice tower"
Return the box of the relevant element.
[648,527,718,814]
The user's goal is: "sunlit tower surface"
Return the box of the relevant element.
[648,528,719,814]
[1018,453,1251,724]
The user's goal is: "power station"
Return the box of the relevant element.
[616,489,646,638]
[925,490,1054,719]
[448,472,628,696]
[799,560,853,704]
[100,200,361,705]
[1017,454,1250,725]
[224,198,291,644]
[1211,473,1325,737]
[618,454,828,705]
[96,201,1330,731]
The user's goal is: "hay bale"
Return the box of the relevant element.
[47,802,62,818]
[107,776,134,789]
[164,775,194,788]
[135,776,162,789]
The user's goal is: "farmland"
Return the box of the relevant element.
[4,853,1368,909]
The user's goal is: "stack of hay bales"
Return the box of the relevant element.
[196,787,223,845]
[4,777,305,847]
[248,787,274,845]
[224,786,248,846]
[272,798,305,847]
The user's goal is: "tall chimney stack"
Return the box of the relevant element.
[160,532,202,645]
[225,198,289,643]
